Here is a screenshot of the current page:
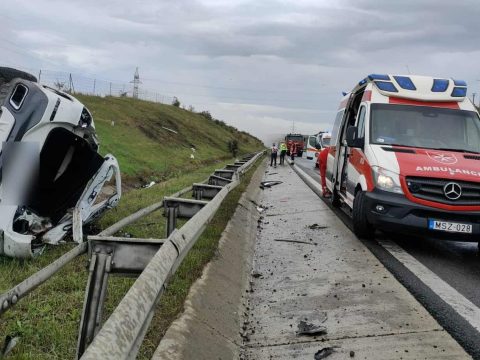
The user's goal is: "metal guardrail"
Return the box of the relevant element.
[78,151,263,359]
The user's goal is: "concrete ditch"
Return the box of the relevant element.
[152,160,267,359]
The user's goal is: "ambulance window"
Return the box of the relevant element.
[330,110,344,145]
[356,106,366,139]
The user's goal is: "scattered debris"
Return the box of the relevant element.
[142,181,155,189]
[267,172,278,175]
[274,239,318,246]
[251,271,263,278]
[256,206,266,213]
[190,153,195,159]
[260,181,283,189]
[1,335,20,357]
[297,313,328,336]
[161,126,178,134]
[350,350,355,357]
[314,347,335,359]
[308,223,328,230]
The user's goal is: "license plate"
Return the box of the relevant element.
[428,219,473,233]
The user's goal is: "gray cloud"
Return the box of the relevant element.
[1,0,480,143]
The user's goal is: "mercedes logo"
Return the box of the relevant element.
[443,182,462,200]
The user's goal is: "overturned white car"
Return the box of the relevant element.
[0,67,121,258]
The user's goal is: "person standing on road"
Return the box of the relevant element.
[279,142,287,165]
[319,146,332,198]
[290,142,296,163]
[270,143,278,167]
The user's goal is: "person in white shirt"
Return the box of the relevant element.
[270,143,278,167]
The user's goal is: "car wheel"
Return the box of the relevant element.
[0,67,37,86]
[352,191,375,239]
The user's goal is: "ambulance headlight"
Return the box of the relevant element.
[372,167,403,194]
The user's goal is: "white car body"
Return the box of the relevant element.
[0,71,121,258]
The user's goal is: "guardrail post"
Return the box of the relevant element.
[194,188,203,200]
[77,249,112,358]
[166,205,178,237]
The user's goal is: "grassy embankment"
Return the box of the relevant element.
[0,95,264,359]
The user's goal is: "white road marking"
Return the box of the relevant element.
[378,238,480,332]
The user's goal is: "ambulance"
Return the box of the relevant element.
[326,74,480,241]
[306,131,330,160]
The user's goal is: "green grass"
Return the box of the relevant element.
[76,95,264,182]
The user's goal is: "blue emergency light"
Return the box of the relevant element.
[368,74,390,81]
[374,81,398,93]
[431,79,449,92]
[393,76,416,90]
[451,87,467,97]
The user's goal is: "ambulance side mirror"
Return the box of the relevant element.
[346,126,363,148]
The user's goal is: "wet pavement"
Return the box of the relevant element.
[242,161,469,359]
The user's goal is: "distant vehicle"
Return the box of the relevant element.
[326,73,480,242]
[306,131,330,160]
[0,67,121,258]
[285,133,304,157]
[315,133,332,167]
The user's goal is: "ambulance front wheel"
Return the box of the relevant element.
[352,191,375,239]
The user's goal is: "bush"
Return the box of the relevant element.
[172,96,180,107]
[228,139,238,157]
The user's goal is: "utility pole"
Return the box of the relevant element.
[93,79,96,95]
[472,93,476,105]
[131,67,141,99]
[68,73,75,93]
[38,70,42,83]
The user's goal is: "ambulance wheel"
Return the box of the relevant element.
[0,67,37,86]
[352,191,375,239]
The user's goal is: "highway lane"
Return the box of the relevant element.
[294,155,480,359]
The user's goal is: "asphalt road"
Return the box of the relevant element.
[294,155,480,359]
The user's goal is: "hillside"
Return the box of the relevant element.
[76,95,264,183]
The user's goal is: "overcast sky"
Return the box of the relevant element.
[1,0,480,144]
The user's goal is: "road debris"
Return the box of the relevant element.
[251,271,263,278]
[1,335,20,358]
[314,347,335,359]
[142,181,156,189]
[161,126,178,134]
[308,223,328,230]
[267,172,278,175]
[260,181,283,189]
[297,320,327,335]
[350,350,355,357]
[274,239,318,245]
[256,205,267,213]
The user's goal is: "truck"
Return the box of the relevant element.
[0,67,121,258]
[285,133,304,157]
[326,74,480,243]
